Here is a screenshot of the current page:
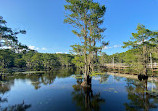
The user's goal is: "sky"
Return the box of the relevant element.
[0,0,158,55]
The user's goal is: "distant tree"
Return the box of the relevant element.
[43,54,57,71]
[0,49,14,69]
[123,49,143,74]
[31,53,44,71]
[70,44,84,71]
[23,50,36,70]
[99,52,109,66]
[14,58,26,68]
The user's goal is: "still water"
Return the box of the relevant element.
[0,68,158,111]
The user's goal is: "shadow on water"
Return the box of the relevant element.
[72,77,105,111]
[124,79,158,111]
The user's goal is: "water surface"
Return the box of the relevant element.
[1,69,158,111]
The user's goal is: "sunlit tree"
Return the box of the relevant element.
[64,0,107,86]
[123,24,158,75]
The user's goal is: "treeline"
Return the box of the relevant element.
[0,49,74,72]
[99,48,158,74]
[100,49,158,65]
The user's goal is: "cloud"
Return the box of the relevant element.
[41,47,47,51]
[29,45,47,51]
[103,46,112,50]
[28,45,35,50]
[0,46,12,49]
[103,44,121,50]
[55,52,68,54]
[113,45,121,48]
[56,52,62,54]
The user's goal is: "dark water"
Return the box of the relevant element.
[1,68,158,111]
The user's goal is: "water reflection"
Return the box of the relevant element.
[6,67,76,90]
[1,68,158,111]
[1,101,31,111]
[72,78,105,111]
[0,67,76,110]
[0,81,31,111]
[124,79,158,111]
[113,76,122,82]
[99,74,109,84]
[0,80,14,94]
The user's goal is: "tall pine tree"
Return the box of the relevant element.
[64,0,107,86]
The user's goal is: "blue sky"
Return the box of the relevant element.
[0,0,158,55]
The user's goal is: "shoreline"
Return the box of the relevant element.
[107,72,158,82]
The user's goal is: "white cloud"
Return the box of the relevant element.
[28,45,35,50]
[28,45,47,51]
[103,44,121,50]
[113,45,121,48]
[55,52,68,54]
[64,52,68,54]
[0,46,12,49]
[56,52,62,54]
[41,47,47,51]
[103,46,111,50]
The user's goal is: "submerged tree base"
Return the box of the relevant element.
[81,75,91,87]
[81,81,91,87]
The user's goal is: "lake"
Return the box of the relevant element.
[0,68,158,111]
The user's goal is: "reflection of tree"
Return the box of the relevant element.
[0,80,14,94]
[0,80,31,111]
[124,79,158,111]
[0,97,8,110]
[27,75,41,90]
[99,74,109,83]
[0,67,75,91]
[0,97,7,103]
[55,67,74,78]
[30,67,74,90]
[72,78,105,111]
[41,73,56,85]
[1,101,31,111]
[113,76,122,82]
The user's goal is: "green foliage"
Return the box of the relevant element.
[99,52,110,65]
[55,54,74,66]
[123,24,158,75]
[14,58,26,68]
[72,55,84,69]
[65,0,107,75]
[0,49,14,69]
[123,24,158,49]
[97,25,158,75]
[0,49,75,72]
[31,53,44,71]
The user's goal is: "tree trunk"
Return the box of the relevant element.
[143,45,148,76]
